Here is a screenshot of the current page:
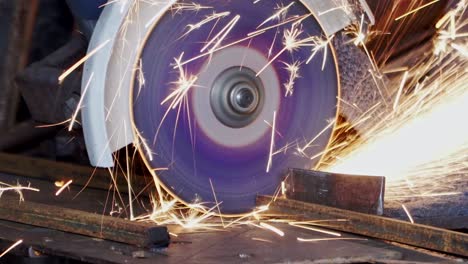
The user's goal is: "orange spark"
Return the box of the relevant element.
[55,180,73,196]
[0,240,23,258]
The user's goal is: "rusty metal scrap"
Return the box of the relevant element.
[0,196,170,248]
[285,169,385,215]
[257,195,468,257]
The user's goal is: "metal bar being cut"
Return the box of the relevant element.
[285,169,385,215]
[256,195,468,257]
[0,196,170,248]
[0,152,146,192]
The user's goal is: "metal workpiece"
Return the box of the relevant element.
[0,196,170,248]
[257,195,468,257]
[285,169,385,215]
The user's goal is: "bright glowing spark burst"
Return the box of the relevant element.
[324,1,468,200]
[154,53,200,147]
[161,53,199,108]
[257,21,331,76]
[0,182,40,202]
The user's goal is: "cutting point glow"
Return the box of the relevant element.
[328,84,468,183]
[325,0,467,198]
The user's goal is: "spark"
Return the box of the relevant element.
[135,59,146,98]
[388,192,462,199]
[55,180,73,196]
[58,39,110,83]
[304,35,332,70]
[436,10,454,29]
[283,60,302,97]
[0,240,23,258]
[170,209,215,229]
[69,72,94,131]
[177,31,262,67]
[266,111,277,173]
[383,67,409,74]
[134,127,154,161]
[209,179,225,227]
[161,53,199,109]
[181,12,231,38]
[256,25,302,76]
[351,15,366,46]
[171,2,212,14]
[178,15,309,68]
[259,222,285,237]
[257,17,331,76]
[153,52,200,151]
[297,120,336,158]
[281,181,287,197]
[252,237,273,243]
[395,0,440,21]
[344,14,383,77]
[223,205,270,228]
[0,181,40,202]
[125,141,134,221]
[402,204,415,224]
[201,15,240,53]
[318,0,353,16]
[297,237,367,242]
[248,14,309,37]
[36,119,73,128]
[451,43,468,57]
[392,71,409,113]
[290,219,349,224]
[257,2,295,29]
[289,223,342,237]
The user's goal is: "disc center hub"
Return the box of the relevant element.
[210,67,264,128]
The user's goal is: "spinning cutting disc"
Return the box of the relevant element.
[131,0,339,214]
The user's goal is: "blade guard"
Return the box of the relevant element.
[81,1,175,167]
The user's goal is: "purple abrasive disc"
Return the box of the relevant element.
[132,0,338,214]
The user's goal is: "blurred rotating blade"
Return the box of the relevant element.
[132,0,339,214]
